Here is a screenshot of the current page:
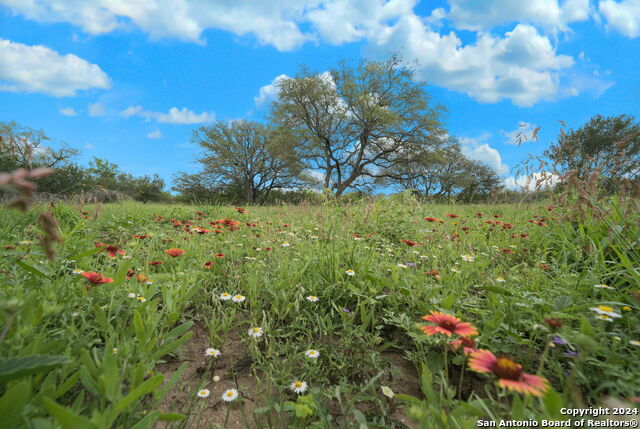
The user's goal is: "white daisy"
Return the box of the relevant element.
[305,349,319,359]
[630,340,640,347]
[232,294,246,303]
[594,284,613,289]
[590,305,622,319]
[289,380,308,394]
[127,292,136,299]
[197,389,210,398]
[495,277,506,282]
[345,269,355,276]
[306,295,319,302]
[137,296,147,303]
[461,255,475,262]
[205,348,221,357]
[112,348,118,354]
[281,242,290,247]
[248,327,263,338]
[220,292,233,301]
[222,388,239,402]
[72,268,84,274]
[18,240,32,245]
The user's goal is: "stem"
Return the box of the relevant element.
[457,358,466,400]
[443,348,449,391]
[536,341,552,375]
[223,405,230,428]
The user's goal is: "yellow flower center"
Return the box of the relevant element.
[598,305,614,312]
[295,381,302,387]
[226,391,234,397]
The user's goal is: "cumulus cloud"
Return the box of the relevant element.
[147,129,162,139]
[254,74,290,107]
[446,0,591,33]
[88,102,106,117]
[367,18,574,106]
[504,172,559,190]
[459,135,509,175]
[599,0,640,37]
[0,38,110,97]
[59,107,77,116]
[120,105,214,124]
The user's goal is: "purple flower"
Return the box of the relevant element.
[341,308,351,313]
[563,350,578,357]
[406,262,416,267]
[552,335,566,345]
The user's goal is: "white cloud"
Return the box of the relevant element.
[446,0,591,33]
[147,129,162,139]
[599,0,640,37]
[367,18,574,106]
[0,38,110,97]
[459,135,509,174]
[88,102,106,117]
[254,74,290,107]
[120,105,214,124]
[59,107,77,116]
[504,172,559,190]
[500,122,540,145]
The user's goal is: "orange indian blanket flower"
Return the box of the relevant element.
[420,311,478,337]
[468,350,549,396]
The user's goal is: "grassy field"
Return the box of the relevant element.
[1,193,639,428]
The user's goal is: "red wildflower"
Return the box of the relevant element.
[195,211,206,216]
[501,249,514,254]
[420,312,478,337]
[446,214,460,218]
[544,318,563,331]
[424,269,441,279]
[194,227,210,234]
[235,207,246,213]
[493,214,501,218]
[104,245,125,258]
[474,212,484,217]
[165,248,185,257]
[155,216,164,221]
[204,261,213,269]
[94,242,105,248]
[468,350,549,396]
[132,234,148,239]
[424,217,444,223]
[81,271,113,284]
[126,269,135,280]
[544,205,555,211]
[400,239,420,247]
[215,253,224,258]
[450,336,478,355]
[539,263,551,270]
[148,261,163,266]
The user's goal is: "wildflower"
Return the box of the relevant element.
[215,253,224,258]
[420,311,478,337]
[213,375,221,382]
[128,293,136,299]
[451,268,461,273]
[468,350,549,396]
[397,263,408,268]
[232,294,246,303]
[345,269,355,276]
[595,314,614,322]
[112,348,118,354]
[594,284,613,289]
[132,234,148,239]
[104,245,126,258]
[137,296,147,303]
[204,261,213,269]
[309,235,319,239]
[446,214,460,218]
[630,340,640,347]
[289,380,308,394]
[305,349,320,359]
[72,268,84,274]
[148,261,163,266]
[71,312,80,317]
[248,327,263,338]
[205,348,221,357]
[220,292,232,301]
[19,240,32,245]
[544,318,563,331]
[590,305,622,319]
[495,277,505,282]
[165,248,185,257]
[400,240,420,247]
[306,295,319,302]
[341,308,351,313]
[552,335,566,346]
[81,271,113,284]
[197,389,210,398]
[281,241,290,247]
[450,336,478,355]
[461,255,475,262]
[222,389,239,402]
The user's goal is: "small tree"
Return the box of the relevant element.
[190,120,305,203]
[544,114,640,188]
[0,121,77,169]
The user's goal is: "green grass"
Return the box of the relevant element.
[1,193,639,428]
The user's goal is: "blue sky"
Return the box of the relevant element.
[1,0,639,191]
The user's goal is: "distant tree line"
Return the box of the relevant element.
[0,121,168,202]
[173,57,506,203]
[3,57,637,205]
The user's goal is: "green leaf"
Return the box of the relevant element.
[552,295,573,311]
[0,380,30,428]
[541,387,564,418]
[164,321,194,341]
[149,331,193,361]
[579,316,595,337]
[68,245,103,261]
[130,411,161,429]
[154,362,188,402]
[15,260,50,279]
[42,397,96,429]
[113,375,164,417]
[0,355,70,383]
[352,409,368,428]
